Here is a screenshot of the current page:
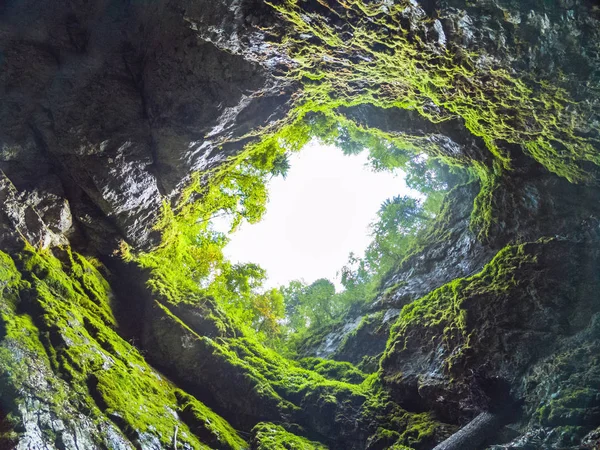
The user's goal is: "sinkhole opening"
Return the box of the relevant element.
[198,113,471,351]
[215,140,415,290]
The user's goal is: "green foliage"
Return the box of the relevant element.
[364,196,432,276]
[120,117,316,345]
[299,279,336,326]
[279,277,367,347]
[176,390,249,450]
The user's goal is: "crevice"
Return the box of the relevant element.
[101,256,150,344]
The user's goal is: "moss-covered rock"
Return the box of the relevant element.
[0,247,248,449]
[0,0,600,448]
[381,238,600,446]
[250,422,328,450]
[297,358,366,384]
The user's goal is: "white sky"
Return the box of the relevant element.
[218,141,413,290]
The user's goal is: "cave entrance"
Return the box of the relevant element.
[206,114,468,349]
[216,139,412,290]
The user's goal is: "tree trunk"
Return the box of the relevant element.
[432,411,502,450]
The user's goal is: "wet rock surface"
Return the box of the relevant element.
[0,0,295,254]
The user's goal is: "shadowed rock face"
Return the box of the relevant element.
[1,0,600,449]
[0,0,296,253]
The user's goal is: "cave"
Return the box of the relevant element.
[0,0,599,449]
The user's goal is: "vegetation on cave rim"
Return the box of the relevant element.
[266,0,600,182]
[120,103,460,351]
[121,0,600,325]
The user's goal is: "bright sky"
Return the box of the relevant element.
[219,141,413,290]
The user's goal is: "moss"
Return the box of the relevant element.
[0,247,245,449]
[267,1,600,184]
[151,295,444,447]
[0,409,18,449]
[469,161,503,240]
[226,336,367,402]
[0,252,81,445]
[358,355,380,374]
[298,357,366,384]
[537,388,600,427]
[367,427,401,449]
[175,390,248,450]
[361,383,446,449]
[382,242,537,373]
[251,422,328,449]
[254,1,600,244]
[2,245,452,448]
[0,252,21,297]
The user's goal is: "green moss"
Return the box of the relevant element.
[0,247,245,449]
[0,252,21,297]
[0,252,81,445]
[251,422,328,449]
[361,384,446,449]
[175,390,248,450]
[537,388,600,427]
[298,357,367,384]
[254,0,600,244]
[228,336,367,402]
[367,427,401,449]
[469,161,503,240]
[268,1,599,184]
[151,295,443,447]
[383,242,537,373]
[2,245,452,448]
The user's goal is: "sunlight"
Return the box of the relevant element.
[216,140,416,289]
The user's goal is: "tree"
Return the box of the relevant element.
[252,288,285,337]
[362,196,433,277]
[339,252,370,290]
[302,279,336,327]
[280,280,308,332]
[270,153,291,179]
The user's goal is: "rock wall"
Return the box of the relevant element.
[0,0,296,253]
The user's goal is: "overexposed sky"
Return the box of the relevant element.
[219,141,413,290]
